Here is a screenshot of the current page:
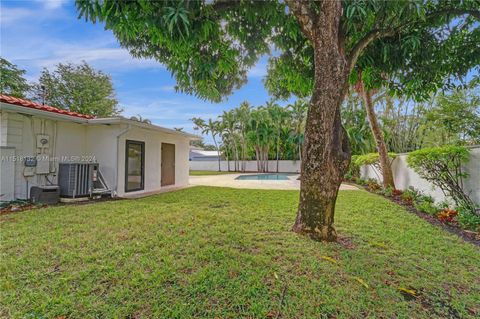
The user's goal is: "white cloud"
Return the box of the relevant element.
[1,1,68,25]
[2,35,164,81]
[34,0,68,10]
[248,61,268,78]
[159,85,176,92]
[0,7,43,25]
[1,2,164,78]
[35,45,163,72]
[119,98,222,134]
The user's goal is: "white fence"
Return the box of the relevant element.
[360,146,480,205]
[190,147,479,205]
[190,160,301,173]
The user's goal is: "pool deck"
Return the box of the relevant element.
[189,173,359,191]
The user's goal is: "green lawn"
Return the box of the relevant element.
[189,170,238,176]
[1,187,479,318]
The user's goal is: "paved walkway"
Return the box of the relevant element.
[189,173,358,191]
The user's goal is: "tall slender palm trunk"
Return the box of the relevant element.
[212,136,221,172]
[276,130,280,173]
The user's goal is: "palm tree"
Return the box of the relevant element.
[191,117,222,171]
[266,101,287,172]
[289,100,308,161]
[234,102,251,172]
[220,110,240,171]
[256,106,275,172]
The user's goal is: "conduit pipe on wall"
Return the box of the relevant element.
[114,124,131,197]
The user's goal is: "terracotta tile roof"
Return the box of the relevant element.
[0,94,95,119]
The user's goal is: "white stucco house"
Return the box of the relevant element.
[0,94,197,202]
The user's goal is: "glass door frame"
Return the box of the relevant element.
[125,140,145,192]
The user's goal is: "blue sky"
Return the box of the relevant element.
[0,0,289,140]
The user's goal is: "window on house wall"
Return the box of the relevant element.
[125,140,144,192]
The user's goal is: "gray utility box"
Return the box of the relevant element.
[58,163,99,198]
[30,186,60,204]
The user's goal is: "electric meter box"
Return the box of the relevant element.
[24,157,37,167]
[36,156,50,174]
[36,135,50,149]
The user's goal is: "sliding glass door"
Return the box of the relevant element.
[125,140,145,192]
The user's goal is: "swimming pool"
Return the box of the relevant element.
[235,173,291,180]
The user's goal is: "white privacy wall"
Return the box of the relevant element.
[190,160,301,173]
[360,146,480,205]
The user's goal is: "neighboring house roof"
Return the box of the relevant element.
[0,94,199,139]
[190,150,221,157]
[0,94,95,119]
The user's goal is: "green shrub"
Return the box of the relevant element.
[357,178,367,186]
[407,146,477,214]
[400,188,419,204]
[403,189,440,214]
[382,186,394,197]
[367,178,381,192]
[345,155,360,180]
[355,152,397,167]
[414,200,439,215]
[354,153,397,186]
[457,206,480,231]
[437,200,451,209]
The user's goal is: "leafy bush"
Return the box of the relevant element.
[345,155,360,180]
[383,186,394,197]
[381,186,403,197]
[437,208,458,224]
[355,152,397,168]
[400,188,419,205]
[414,200,439,215]
[401,189,440,215]
[392,189,403,196]
[356,178,368,186]
[407,146,477,214]
[367,179,381,192]
[354,153,397,186]
[457,206,480,231]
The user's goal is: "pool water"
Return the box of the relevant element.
[235,174,291,180]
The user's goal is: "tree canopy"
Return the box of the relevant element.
[75,1,475,101]
[266,1,480,100]
[32,61,120,117]
[0,57,30,98]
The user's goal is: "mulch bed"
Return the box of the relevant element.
[352,183,480,247]
[0,201,45,215]
[0,196,121,216]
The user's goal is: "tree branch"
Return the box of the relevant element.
[426,8,480,21]
[346,28,393,74]
[285,0,316,41]
[211,0,240,12]
[346,7,479,74]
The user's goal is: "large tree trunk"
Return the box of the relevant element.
[359,82,395,189]
[291,1,351,242]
